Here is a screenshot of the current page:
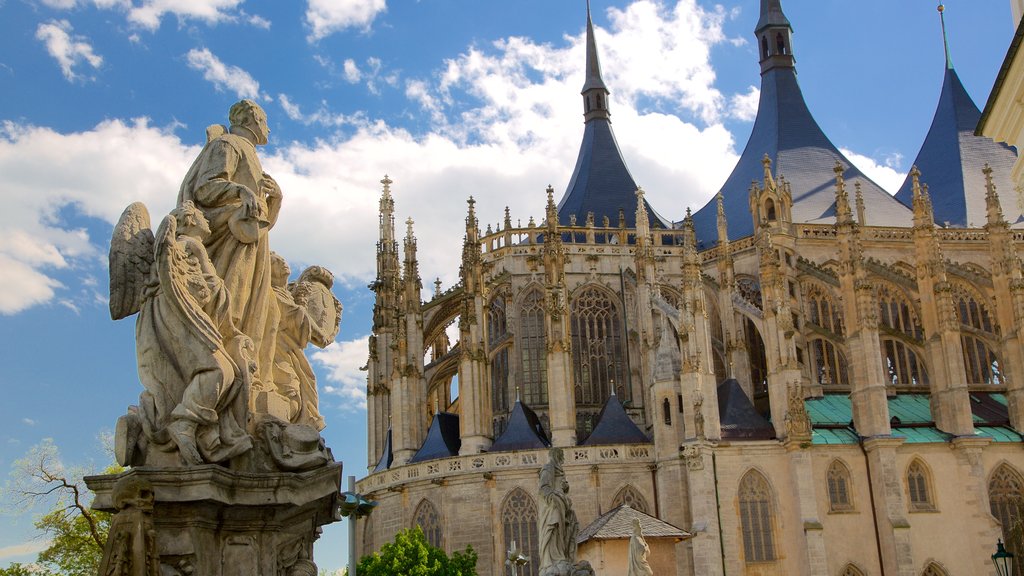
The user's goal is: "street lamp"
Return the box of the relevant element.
[993,538,1015,576]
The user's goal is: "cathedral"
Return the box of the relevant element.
[355,1,1024,574]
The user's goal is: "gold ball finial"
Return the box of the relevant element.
[937,3,944,13]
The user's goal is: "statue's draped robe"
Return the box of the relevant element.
[627,529,653,576]
[272,286,325,430]
[538,463,578,570]
[177,133,275,384]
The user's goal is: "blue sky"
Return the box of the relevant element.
[0,0,1016,571]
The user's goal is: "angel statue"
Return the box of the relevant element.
[110,201,254,467]
[268,252,342,430]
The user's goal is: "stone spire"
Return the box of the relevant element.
[833,162,854,226]
[582,0,610,122]
[938,4,953,70]
[373,175,401,332]
[755,0,794,74]
[403,217,422,305]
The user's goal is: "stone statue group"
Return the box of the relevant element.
[538,448,654,576]
[109,99,340,472]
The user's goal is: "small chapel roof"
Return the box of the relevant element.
[580,392,651,446]
[409,412,461,463]
[894,7,1020,227]
[576,504,690,543]
[371,425,393,473]
[717,378,775,440]
[489,397,551,452]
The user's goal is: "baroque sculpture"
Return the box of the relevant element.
[627,517,654,576]
[96,99,344,575]
[537,448,593,576]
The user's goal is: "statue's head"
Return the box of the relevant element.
[549,446,564,466]
[173,200,211,240]
[229,99,269,145]
[270,252,291,288]
[632,517,642,534]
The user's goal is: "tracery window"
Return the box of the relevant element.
[490,296,511,435]
[827,460,854,512]
[413,499,443,549]
[739,470,776,563]
[921,563,949,576]
[989,464,1024,574]
[840,564,866,576]
[907,460,935,511]
[805,285,843,336]
[737,275,763,310]
[502,488,539,576]
[517,289,547,406]
[570,285,626,406]
[878,285,928,387]
[611,485,650,514]
[953,285,1002,385]
[809,338,849,387]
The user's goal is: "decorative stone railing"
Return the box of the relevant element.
[357,443,654,494]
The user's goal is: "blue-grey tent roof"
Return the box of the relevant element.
[372,426,393,473]
[894,67,1020,227]
[489,399,551,452]
[409,412,461,463]
[581,393,650,446]
[690,35,911,247]
[717,378,775,440]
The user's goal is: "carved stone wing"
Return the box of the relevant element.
[109,202,155,320]
[290,266,342,348]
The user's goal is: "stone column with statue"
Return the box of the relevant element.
[537,447,594,576]
[89,99,344,575]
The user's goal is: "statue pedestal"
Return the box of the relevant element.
[85,463,342,575]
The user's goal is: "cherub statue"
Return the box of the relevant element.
[110,201,254,466]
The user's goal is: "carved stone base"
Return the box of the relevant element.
[85,463,341,576]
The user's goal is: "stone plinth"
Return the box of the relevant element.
[85,462,342,575]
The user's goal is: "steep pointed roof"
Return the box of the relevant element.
[489,398,551,452]
[691,1,912,246]
[408,412,461,463]
[557,4,670,230]
[894,9,1019,227]
[717,378,775,440]
[581,393,651,446]
[372,426,393,473]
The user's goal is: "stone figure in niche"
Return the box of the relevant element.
[177,99,282,389]
[270,253,341,430]
[538,447,587,576]
[97,476,159,576]
[627,517,654,576]
[110,201,254,466]
[693,392,705,440]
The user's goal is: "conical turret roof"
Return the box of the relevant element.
[489,398,551,452]
[581,392,650,446]
[409,412,461,463]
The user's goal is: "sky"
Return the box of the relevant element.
[0,0,1017,572]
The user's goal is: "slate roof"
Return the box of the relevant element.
[755,0,790,34]
[489,399,551,452]
[409,412,462,463]
[576,504,690,543]
[690,3,912,247]
[894,66,1020,227]
[372,426,393,473]
[717,378,775,440]
[581,393,651,446]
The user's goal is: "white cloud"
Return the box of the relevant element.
[185,48,265,100]
[840,147,908,195]
[313,336,370,411]
[35,20,102,82]
[306,0,387,41]
[729,85,759,122]
[246,13,271,29]
[0,540,50,560]
[21,418,37,426]
[342,58,361,83]
[126,0,245,30]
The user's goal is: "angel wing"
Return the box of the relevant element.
[109,202,155,320]
[153,215,223,353]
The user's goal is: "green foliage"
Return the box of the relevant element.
[0,563,47,576]
[33,505,111,576]
[357,526,477,576]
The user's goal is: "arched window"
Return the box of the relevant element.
[805,285,843,336]
[775,32,787,55]
[761,36,769,59]
[765,198,777,221]
[739,470,776,563]
[662,398,672,425]
[878,285,928,387]
[518,289,548,406]
[907,460,935,512]
[840,564,866,576]
[827,460,854,512]
[952,285,1002,385]
[570,285,626,406]
[809,338,849,387]
[989,464,1024,574]
[413,499,443,549]
[502,488,539,576]
[611,485,650,514]
[490,296,511,436]
[921,562,949,576]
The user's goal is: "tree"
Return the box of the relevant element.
[357,526,477,576]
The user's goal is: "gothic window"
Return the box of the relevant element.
[921,563,949,576]
[765,198,777,221]
[907,460,935,512]
[952,285,1002,385]
[840,564,866,576]
[490,296,511,435]
[502,488,539,576]
[611,485,650,514]
[827,460,854,512]
[745,318,769,401]
[518,289,548,406]
[805,285,843,336]
[989,464,1024,574]
[878,285,928,387]
[809,338,850,387]
[739,470,776,563]
[413,499,443,549]
[662,398,671,425]
[570,285,626,407]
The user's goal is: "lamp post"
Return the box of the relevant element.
[339,476,378,576]
[993,538,1015,576]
